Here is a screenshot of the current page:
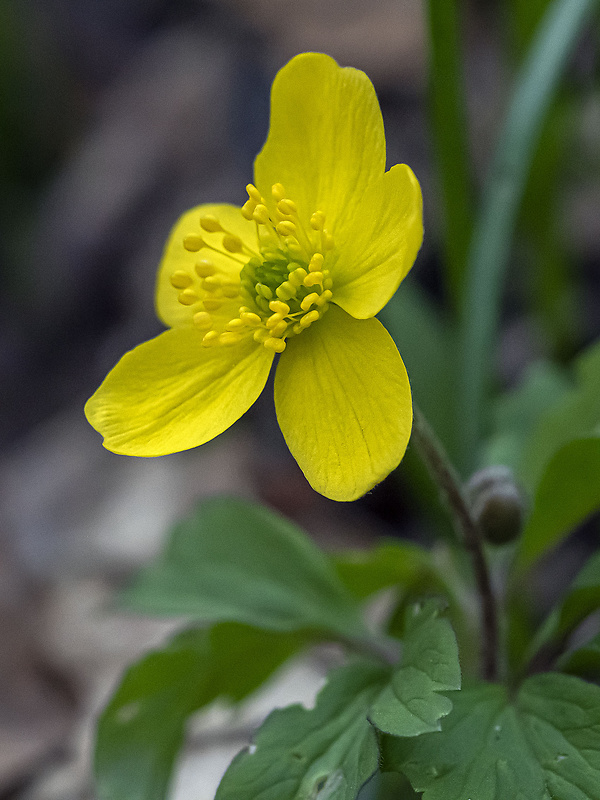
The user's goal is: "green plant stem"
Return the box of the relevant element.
[458,0,596,472]
[411,405,498,680]
[425,0,473,309]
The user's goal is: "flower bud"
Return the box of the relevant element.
[466,466,525,545]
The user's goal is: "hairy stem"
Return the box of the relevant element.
[411,404,498,680]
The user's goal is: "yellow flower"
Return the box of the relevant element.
[85,53,423,501]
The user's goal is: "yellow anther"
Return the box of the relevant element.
[195,259,216,278]
[317,289,333,305]
[269,300,290,315]
[202,330,219,346]
[202,275,222,291]
[193,311,213,329]
[289,267,308,287]
[170,270,193,289]
[223,233,243,253]
[252,204,271,225]
[200,215,223,233]
[253,328,269,343]
[271,183,286,201]
[241,199,256,220]
[300,310,320,328]
[226,318,245,331]
[300,292,319,312]
[267,312,285,329]
[276,220,296,236]
[241,311,262,327]
[310,211,326,230]
[256,283,273,299]
[277,198,297,216]
[276,282,297,301]
[303,271,323,287]
[270,320,288,338]
[202,298,222,311]
[178,288,199,305]
[219,331,243,346]
[309,253,324,272]
[292,322,303,335]
[183,233,204,251]
[221,283,240,298]
[284,237,304,256]
[246,183,262,202]
[323,277,333,290]
[322,230,335,250]
[263,337,286,353]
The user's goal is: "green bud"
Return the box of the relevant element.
[466,466,525,546]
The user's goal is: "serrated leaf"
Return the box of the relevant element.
[216,661,389,800]
[383,672,600,800]
[123,496,366,638]
[95,624,303,800]
[516,436,600,571]
[369,601,461,737]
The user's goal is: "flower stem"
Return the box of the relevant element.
[410,404,498,680]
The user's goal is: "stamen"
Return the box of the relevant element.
[277,199,297,216]
[266,312,285,329]
[170,270,193,289]
[271,183,286,201]
[276,220,296,237]
[225,318,245,331]
[195,259,216,278]
[300,310,320,328]
[270,321,288,338]
[222,233,243,253]
[263,337,286,353]
[246,184,262,202]
[310,211,325,230]
[200,215,223,233]
[202,298,222,311]
[193,311,213,329]
[253,328,269,343]
[183,233,204,252]
[241,311,262,327]
[276,282,297,301]
[304,272,323,288]
[322,230,335,251]
[308,253,324,272]
[178,288,199,305]
[219,332,243,346]
[252,205,271,225]
[202,330,219,347]
[241,199,256,220]
[300,292,319,311]
[269,300,290,315]
[289,267,308,287]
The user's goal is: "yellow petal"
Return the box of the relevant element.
[155,204,257,329]
[331,164,423,319]
[274,305,412,501]
[85,328,274,455]
[254,53,385,232]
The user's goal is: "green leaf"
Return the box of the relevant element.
[122,496,366,639]
[483,360,570,476]
[521,339,600,493]
[425,0,473,308]
[369,601,461,737]
[383,672,600,800]
[457,0,596,470]
[517,436,600,570]
[560,633,600,679]
[335,542,444,601]
[215,661,389,800]
[95,624,303,800]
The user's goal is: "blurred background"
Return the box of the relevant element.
[0,0,598,798]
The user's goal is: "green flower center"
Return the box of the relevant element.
[170,182,334,353]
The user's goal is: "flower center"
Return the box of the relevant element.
[169,183,335,353]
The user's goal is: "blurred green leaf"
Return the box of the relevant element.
[95,623,303,800]
[521,339,600,492]
[215,661,389,800]
[383,673,600,799]
[335,542,444,601]
[560,633,600,678]
[483,360,570,474]
[458,0,596,470]
[425,0,473,307]
[369,601,460,737]
[380,279,457,459]
[123,496,366,639]
[517,436,600,570]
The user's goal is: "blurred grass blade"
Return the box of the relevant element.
[425,0,473,308]
[458,0,596,472]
